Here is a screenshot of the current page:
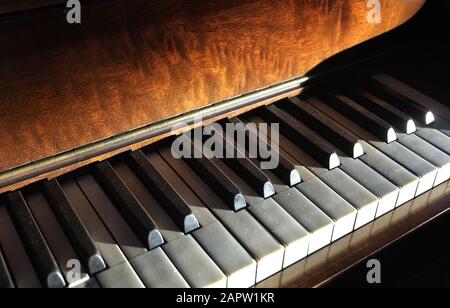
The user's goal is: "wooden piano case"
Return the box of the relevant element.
[4,0,450,288]
[0,0,425,193]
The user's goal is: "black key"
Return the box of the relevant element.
[229,117,301,186]
[94,161,164,250]
[219,131,275,198]
[244,114,316,183]
[60,179,127,268]
[76,174,147,260]
[345,90,417,134]
[0,246,14,288]
[0,204,41,288]
[112,160,185,243]
[146,151,218,227]
[284,97,364,158]
[319,94,397,143]
[42,180,106,275]
[183,148,246,211]
[24,190,90,287]
[365,77,436,125]
[128,150,200,233]
[260,104,340,170]
[6,191,65,288]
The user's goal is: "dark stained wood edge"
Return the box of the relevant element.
[0,0,105,17]
[256,181,450,288]
[0,0,67,16]
[0,77,306,194]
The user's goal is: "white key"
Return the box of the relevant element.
[273,188,334,254]
[318,168,379,228]
[248,198,310,268]
[96,261,144,288]
[297,177,357,241]
[130,248,190,288]
[378,142,438,195]
[398,134,450,186]
[193,222,257,288]
[416,127,450,155]
[340,160,399,218]
[360,150,419,206]
[163,235,227,288]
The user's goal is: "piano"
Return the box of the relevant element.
[0,0,449,288]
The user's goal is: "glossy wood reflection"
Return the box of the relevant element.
[0,0,425,184]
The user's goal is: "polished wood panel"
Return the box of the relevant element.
[0,0,425,191]
[256,181,450,288]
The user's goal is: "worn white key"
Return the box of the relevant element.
[163,235,227,288]
[318,168,379,229]
[248,198,310,268]
[273,188,334,254]
[416,127,450,155]
[340,160,399,218]
[96,261,145,288]
[297,177,357,241]
[217,209,285,283]
[193,222,257,288]
[378,142,438,195]
[397,134,450,186]
[130,248,190,288]
[360,150,419,206]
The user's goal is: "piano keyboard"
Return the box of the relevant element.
[0,73,449,288]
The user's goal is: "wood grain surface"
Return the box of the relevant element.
[0,0,425,191]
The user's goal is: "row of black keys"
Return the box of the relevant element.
[0,74,447,288]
